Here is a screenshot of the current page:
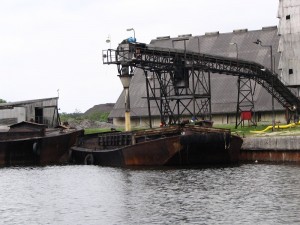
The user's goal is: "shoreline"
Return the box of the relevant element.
[240,135,300,163]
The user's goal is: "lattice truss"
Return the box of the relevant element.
[144,68,211,125]
[236,77,257,127]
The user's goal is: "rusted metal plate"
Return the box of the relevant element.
[122,136,182,166]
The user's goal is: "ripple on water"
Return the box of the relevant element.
[1,164,300,225]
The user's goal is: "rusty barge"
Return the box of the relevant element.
[71,124,243,167]
[0,121,83,166]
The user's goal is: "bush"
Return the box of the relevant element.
[85,112,109,122]
[60,111,109,123]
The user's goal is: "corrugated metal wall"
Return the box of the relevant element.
[24,98,58,127]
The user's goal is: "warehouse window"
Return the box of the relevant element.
[286,15,290,20]
[289,69,293,74]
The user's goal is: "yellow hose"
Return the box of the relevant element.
[250,122,299,134]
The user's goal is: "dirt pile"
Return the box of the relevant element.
[67,119,116,130]
[83,103,114,117]
[67,103,116,129]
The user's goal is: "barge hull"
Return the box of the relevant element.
[71,126,243,167]
[0,129,83,166]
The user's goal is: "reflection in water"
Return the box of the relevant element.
[1,164,300,224]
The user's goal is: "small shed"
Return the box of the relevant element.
[0,97,60,128]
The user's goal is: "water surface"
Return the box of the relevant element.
[1,164,300,224]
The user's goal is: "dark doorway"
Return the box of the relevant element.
[35,107,43,124]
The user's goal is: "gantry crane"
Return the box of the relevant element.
[103,41,300,127]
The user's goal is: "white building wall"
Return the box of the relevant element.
[0,107,26,124]
[278,0,300,91]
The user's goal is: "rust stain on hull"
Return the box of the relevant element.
[122,136,182,166]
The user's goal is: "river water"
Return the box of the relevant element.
[1,164,300,225]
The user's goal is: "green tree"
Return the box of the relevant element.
[0,99,6,103]
[85,112,109,122]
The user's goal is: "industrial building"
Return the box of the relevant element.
[109,0,300,128]
[109,27,284,127]
[0,97,60,128]
[278,0,300,89]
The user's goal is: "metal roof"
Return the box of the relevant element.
[109,27,283,118]
[0,97,59,109]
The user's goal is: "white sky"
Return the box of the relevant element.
[0,0,279,113]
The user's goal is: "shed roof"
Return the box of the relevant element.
[109,27,284,118]
[9,121,46,129]
[0,97,58,109]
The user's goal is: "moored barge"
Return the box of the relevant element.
[0,121,83,166]
[71,124,243,166]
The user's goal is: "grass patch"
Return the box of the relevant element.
[84,122,300,137]
[214,124,267,137]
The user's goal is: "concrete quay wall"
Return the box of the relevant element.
[240,136,300,163]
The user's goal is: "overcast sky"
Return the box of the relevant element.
[0,0,279,113]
